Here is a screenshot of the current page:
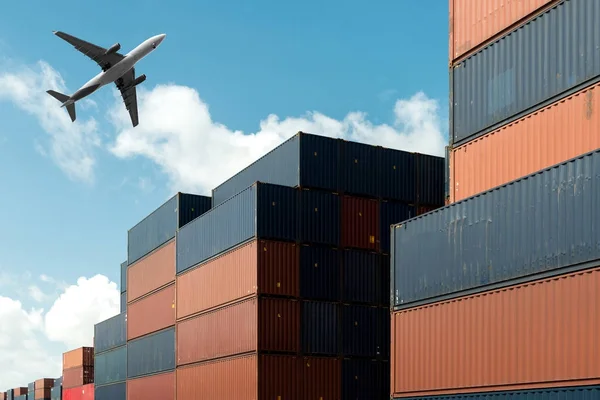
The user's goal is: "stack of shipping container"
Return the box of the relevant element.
[49,378,61,400]
[62,348,93,400]
[390,0,600,399]
[32,379,54,400]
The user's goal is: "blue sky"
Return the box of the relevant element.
[0,0,448,383]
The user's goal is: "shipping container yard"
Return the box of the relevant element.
[3,1,600,399]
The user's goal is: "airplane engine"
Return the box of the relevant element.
[133,74,146,87]
[105,43,121,55]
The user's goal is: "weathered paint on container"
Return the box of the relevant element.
[120,260,127,293]
[120,292,126,313]
[63,347,94,370]
[398,385,600,400]
[341,304,387,358]
[301,301,339,355]
[63,366,94,389]
[342,358,389,400]
[392,149,600,308]
[449,0,557,63]
[127,240,175,303]
[341,196,378,251]
[94,345,127,386]
[379,201,415,254]
[416,153,445,207]
[450,81,600,202]
[62,384,94,400]
[126,371,174,400]
[128,192,211,265]
[452,0,600,146]
[94,313,126,354]
[127,327,175,378]
[127,283,175,340]
[341,250,383,305]
[94,382,125,400]
[299,189,340,246]
[176,240,299,319]
[176,297,300,366]
[391,267,600,397]
[299,245,340,301]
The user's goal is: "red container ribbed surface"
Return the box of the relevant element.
[341,196,379,251]
[127,371,175,400]
[34,388,52,400]
[62,384,94,400]
[62,366,94,389]
[127,283,175,340]
[127,240,175,303]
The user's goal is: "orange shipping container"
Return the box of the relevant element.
[34,388,52,399]
[177,297,299,366]
[391,267,600,398]
[127,371,175,400]
[176,354,340,400]
[63,347,94,370]
[449,0,557,63]
[176,240,299,319]
[128,283,175,340]
[127,239,175,303]
[34,378,54,389]
[449,82,600,202]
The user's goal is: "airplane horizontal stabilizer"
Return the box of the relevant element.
[46,90,76,122]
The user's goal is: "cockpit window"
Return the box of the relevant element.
[152,42,156,49]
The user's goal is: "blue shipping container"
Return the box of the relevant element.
[127,327,175,378]
[94,382,126,400]
[128,192,211,265]
[120,292,126,313]
[27,383,34,394]
[14,396,26,400]
[120,260,127,293]
[50,386,61,400]
[94,345,127,386]
[391,149,600,309]
[340,139,379,198]
[342,250,381,305]
[301,301,339,355]
[398,385,600,400]
[6,389,13,400]
[94,312,126,354]
[444,146,450,199]
[300,245,340,301]
[417,153,445,206]
[53,377,62,387]
[451,0,600,145]
[341,304,379,358]
[380,201,415,254]
[342,359,389,400]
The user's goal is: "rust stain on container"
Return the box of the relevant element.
[127,239,175,303]
[177,297,299,366]
[391,267,600,397]
[63,347,94,370]
[127,370,175,400]
[341,196,379,251]
[450,0,557,63]
[176,240,299,319]
[450,82,600,202]
[127,283,175,340]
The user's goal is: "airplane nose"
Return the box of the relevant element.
[159,33,166,43]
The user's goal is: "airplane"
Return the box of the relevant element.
[46,31,166,127]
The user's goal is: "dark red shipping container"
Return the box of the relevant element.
[176,297,299,365]
[127,371,175,400]
[63,366,94,389]
[13,388,27,396]
[34,379,54,389]
[34,387,52,399]
[63,347,94,370]
[416,205,439,215]
[127,283,175,340]
[341,196,379,250]
[62,383,94,400]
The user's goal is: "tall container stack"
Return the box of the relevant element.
[62,348,93,395]
[174,132,444,399]
[33,379,54,400]
[49,378,61,400]
[10,389,26,400]
[93,311,126,400]
[120,261,127,314]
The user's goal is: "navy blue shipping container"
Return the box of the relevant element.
[299,189,340,246]
[417,153,445,206]
[342,359,389,400]
[50,386,61,400]
[380,201,415,254]
[120,292,126,313]
[128,192,211,265]
[301,301,339,355]
[127,327,175,378]
[379,147,416,203]
[94,345,127,386]
[378,307,390,359]
[120,260,127,293]
[451,0,600,145]
[340,140,379,198]
[94,312,126,354]
[341,304,379,358]
[391,149,600,309]
[398,385,600,400]
[342,250,381,305]
[94,382,126,400]
[300,245,340,301]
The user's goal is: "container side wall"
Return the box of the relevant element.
[452,0,600,145]
[299,245,340,301]
[120,292,126,314]
[177,193,211,228]
[341,250,380,305]
[380,201,415,254]
[127,327,175,378]
[444,146,450,200]
[94,313,126,354]
[342,359,389,400]
[94,383,125,400]
[127,284,175,340]
[120,261,127,293]
[391,267,600,397]
[301,357,342,399]
[301,301,339,355]
[94,345,127,386]
[257,240,300,297]
[452,81,600,201]
[393,150,600,307]
[298,133,340,191]
[416,153,445,206]
[258,355,301,400]
[34,388,52,400]
[257,297,300,354]
[341,304,380,358]
[341,196,379,251]
[255,184,299,242]
[127,240,175,303]
[126,371,175,400]
[340,140,378,198]
[176,184,257,274]
[379,147,416,203]
[398,385,600,399]
[298,189,340,246]
[63,366,94,389]
[63,347,94,369]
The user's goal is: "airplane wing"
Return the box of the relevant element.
[53,31,125,72]
[114,68,140,127]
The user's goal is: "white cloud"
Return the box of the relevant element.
[28,285,46,302]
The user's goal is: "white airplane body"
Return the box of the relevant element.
[47,31,166,127]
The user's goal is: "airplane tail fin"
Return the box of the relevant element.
[46,90,76,122]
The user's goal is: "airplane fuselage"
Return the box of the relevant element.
[64,34,165,106]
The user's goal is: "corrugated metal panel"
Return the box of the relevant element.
[120,292,126,313]
[391,267,600,397]
[444,145,449,199]
[258,297,301,355]
[298,132,341,193]
[451,81,600,202]
[449,0,557,62]
[127,240,175,303]
[341,196,378,250]
[379,147,416,203]
[379,201,415,254]
[452,0,600,145]
[299,245,340,301]
[127,327,175,378]
[62,384,93,400]
[416,153,445,206]
[342,359,389,400]
[392,149,600,308]
[301,301,339,355]
[255,183,299,242]
[341,304,379,358]
[380,255,391,306]
[301,356,342,399]
[120,260,127,293]
[298,189,339,246]
[378,306,390,360]
[94,382,125,400]
[127,193,210,264]
[126,371,174,400]
[94,345,127,386]
[63,347,94,369]
[257,240,300,298]
[258,354,301,399]
[94,313,126,354]
[341,250,380,305]
[63,366,93,389]
[341,140,378,197]
[398,385,600,400]
[127,283,175,340]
